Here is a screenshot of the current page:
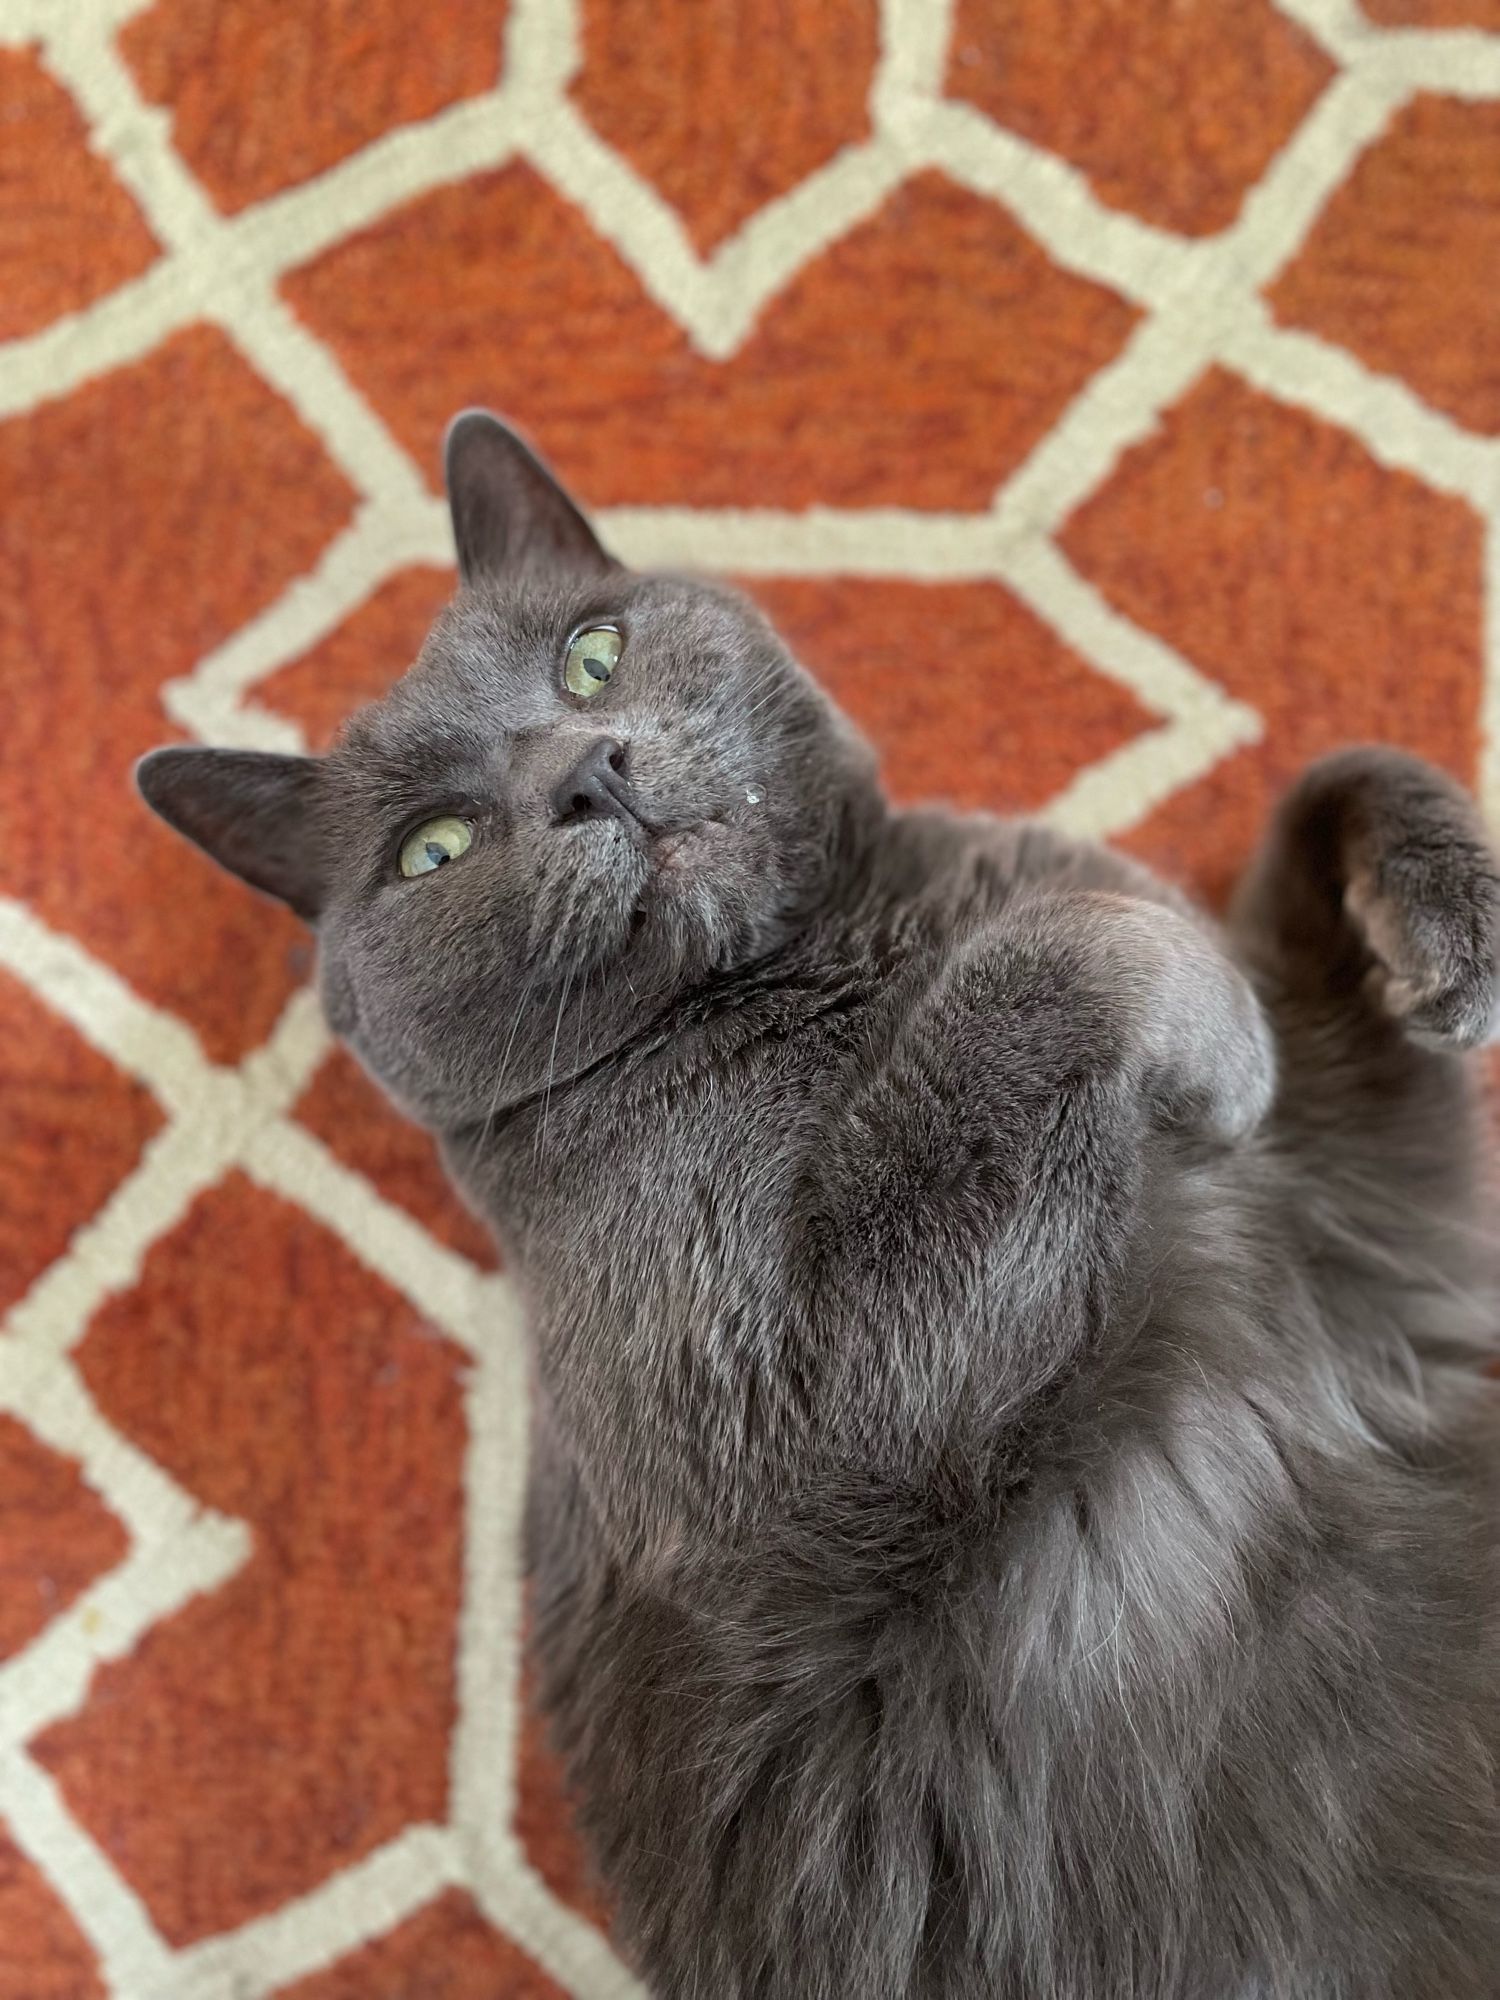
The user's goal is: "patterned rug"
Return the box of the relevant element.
[2,1,1498,1994]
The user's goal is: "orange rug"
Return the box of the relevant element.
[2,2,1498,1994]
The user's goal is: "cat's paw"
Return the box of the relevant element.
[1334,752,1500,1051]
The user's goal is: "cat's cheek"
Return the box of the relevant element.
[319,955,360,1040]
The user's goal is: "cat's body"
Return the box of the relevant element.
[470,800,1500,2000]
[140,415,1500,1998]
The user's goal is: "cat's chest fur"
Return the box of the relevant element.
[441,814,1158,1561]
[448,945,919,1545]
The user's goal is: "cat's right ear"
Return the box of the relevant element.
[444,409,618,584]
[135,747,326,922]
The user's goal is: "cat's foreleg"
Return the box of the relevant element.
[1230,748,1500,1341]
[1233,746,1500,1055]
[794,892,1273,1456]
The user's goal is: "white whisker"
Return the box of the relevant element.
[537,967,573,1166]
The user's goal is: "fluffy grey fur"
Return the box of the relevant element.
[138,413,1500,1998]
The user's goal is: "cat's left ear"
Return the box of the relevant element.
[444,409,618,584]
[135,747,326,922]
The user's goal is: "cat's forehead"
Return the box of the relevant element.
[414,571,753,689]
[422,571,634,683]
[335,573,624,754]
[328,568,767,781]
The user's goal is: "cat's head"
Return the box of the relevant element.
[137,414,880,1128]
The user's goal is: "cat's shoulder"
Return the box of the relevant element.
[878,807,1180,927]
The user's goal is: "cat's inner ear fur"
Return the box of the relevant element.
[135,747,326,922]
[444,409,618,584]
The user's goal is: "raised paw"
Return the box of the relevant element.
[1238,746,1500,1052]
[1344,823,1500,1050]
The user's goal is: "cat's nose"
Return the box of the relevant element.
[551,736,639,827]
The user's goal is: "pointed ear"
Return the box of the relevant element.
[135,747,326,922]
[444,409,617,584]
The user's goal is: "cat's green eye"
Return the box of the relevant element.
[399,815,473,878]
[564,626,622,699]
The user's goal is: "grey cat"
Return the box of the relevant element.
[138,413,1500,1999]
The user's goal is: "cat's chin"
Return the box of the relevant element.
[541,815,761,994]
[630,821,742,955]
[586,820,727,948]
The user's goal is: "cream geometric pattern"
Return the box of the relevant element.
[0,0,1497,1992]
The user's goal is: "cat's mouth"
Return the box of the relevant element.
[631,820,734,925]
[651,820,726,874]
[548,811,738,978]
[625,822,727,940]
[587,812,725,879]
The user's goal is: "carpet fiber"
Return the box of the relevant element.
[2,2,1498,1995]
